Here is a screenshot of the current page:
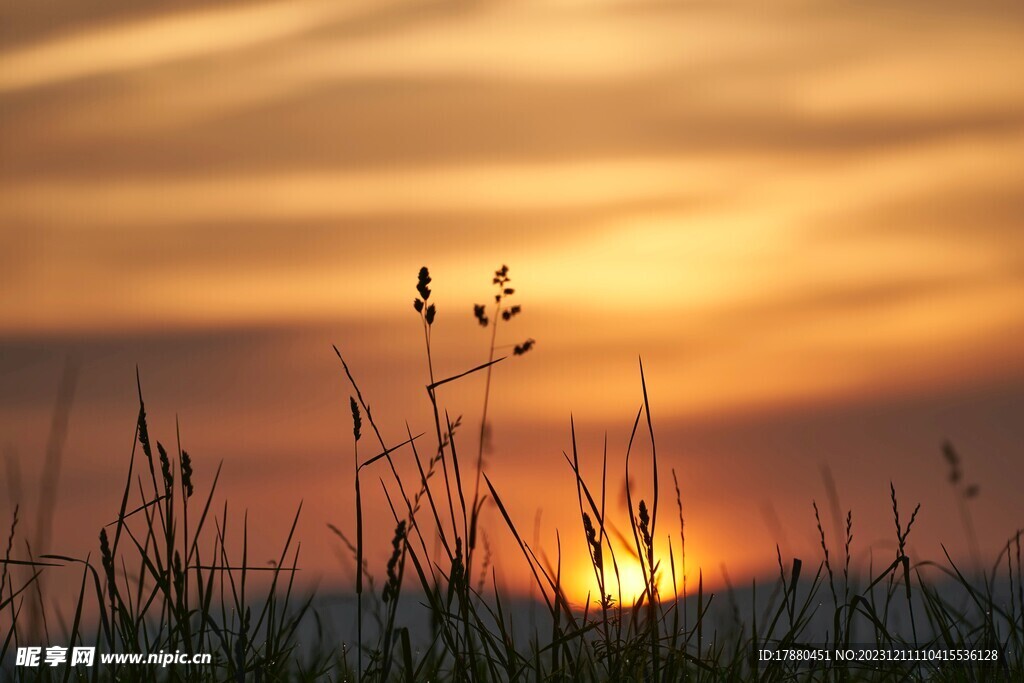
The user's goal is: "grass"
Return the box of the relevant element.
[2,265,1023,681]
[2,369,311,682]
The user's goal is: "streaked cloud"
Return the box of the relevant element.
[0,0,395,93]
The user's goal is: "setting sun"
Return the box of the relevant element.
[567,541,684,609]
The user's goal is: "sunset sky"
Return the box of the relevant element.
[2,0,1023,604]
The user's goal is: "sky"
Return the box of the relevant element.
[2,0,1023,606]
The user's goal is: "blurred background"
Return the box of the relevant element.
[2,0,1023,603]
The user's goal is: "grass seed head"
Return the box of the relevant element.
[382,520,406,603]
[473,304,488,327]
[181,450,194,499]
[99,528,116,596]
[157,441,173,493]
[513,338,535,356]
[350,397,362,442]
[137,406,152,462]
[583,512,603,571]
[638,499,652,550]
[417,267,432,301]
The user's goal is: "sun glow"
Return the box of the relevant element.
[568,551,684,609]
